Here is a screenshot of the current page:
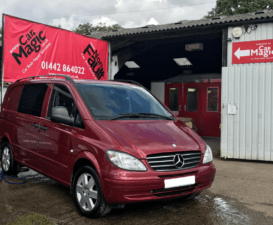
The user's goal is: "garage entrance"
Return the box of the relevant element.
[165,79,221,137]
[110,29,223,137]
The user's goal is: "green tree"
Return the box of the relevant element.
[73,22,122,35]
[205,0,273,18]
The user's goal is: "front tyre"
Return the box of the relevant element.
[1,142,19,175]
[73,166,111,218]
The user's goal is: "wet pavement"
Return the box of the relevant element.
[1,138,273,224]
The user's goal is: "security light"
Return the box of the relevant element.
[173,58,192,66]
[125,61,140,69]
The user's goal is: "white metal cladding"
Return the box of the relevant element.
[228,22,273,67]
[221,66,273,161]
[151,82,165,103]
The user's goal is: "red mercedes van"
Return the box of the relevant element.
[0,75,215,217]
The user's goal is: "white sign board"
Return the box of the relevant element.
[228,104,236,115]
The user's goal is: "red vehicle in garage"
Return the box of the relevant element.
[0,75,216,217]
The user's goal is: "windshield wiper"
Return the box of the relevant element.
[110,113,175,120]
[136,113,175,120]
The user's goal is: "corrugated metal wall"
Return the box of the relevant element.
[221,66,273,161]
[221,23,273,161]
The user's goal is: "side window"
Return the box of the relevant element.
[207,87,218,112]
[169,87,179,112]
[47,84,84,129]
[47,84,74,118]
[18,84,48,117]
[187,87,198,112]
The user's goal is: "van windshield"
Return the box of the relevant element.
[76,83,174,120]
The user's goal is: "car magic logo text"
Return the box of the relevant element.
[10,29,46,65]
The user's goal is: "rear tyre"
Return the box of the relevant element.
[1,142,19,175]
[73,166,111,218]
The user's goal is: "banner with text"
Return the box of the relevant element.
[232,40,273,64]
[3,15,108,82]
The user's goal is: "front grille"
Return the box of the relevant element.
[146,151,201,172]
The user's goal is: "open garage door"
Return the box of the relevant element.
[113,32,223,137]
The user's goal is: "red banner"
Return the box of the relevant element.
[2,15,108,82]
[232,40,273,64]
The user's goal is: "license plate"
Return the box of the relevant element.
[164,176,195,189]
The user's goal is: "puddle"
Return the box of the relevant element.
[17,169,57,185]
[0,164,56,185]
[213,197,251,224]
[196,195,252,225]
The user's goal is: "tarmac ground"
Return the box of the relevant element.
[0,137,273,225]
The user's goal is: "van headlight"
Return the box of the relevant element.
[106,150,147,171]
[202,145,213,164]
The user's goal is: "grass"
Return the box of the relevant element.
[7,213,55,225]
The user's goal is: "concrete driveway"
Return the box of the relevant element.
[0,138,273,224]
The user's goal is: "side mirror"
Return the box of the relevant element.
[51,106,74,126]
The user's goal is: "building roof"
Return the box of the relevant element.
[91,9,273,40]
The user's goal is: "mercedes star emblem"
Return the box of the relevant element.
[173,154,184,168]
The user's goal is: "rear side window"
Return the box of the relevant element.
[18,84,48,117]
[5,85,24,111]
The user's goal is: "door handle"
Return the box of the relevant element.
[32,123,39,128]
[40,125,48,131]
[179,105,181,111]
[184,105,186,111]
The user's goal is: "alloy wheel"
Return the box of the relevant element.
[76,173,98,211]
[2,147,11,172]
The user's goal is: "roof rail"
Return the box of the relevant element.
[112,79,146,89]
[15,75,75,84]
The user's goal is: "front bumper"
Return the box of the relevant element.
[102,162,216,205]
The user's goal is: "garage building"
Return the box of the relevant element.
[91,10,273,162]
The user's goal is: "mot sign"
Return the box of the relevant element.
[2,14,109,82]
[232,40,273,64]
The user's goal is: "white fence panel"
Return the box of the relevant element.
[221,65,273,161]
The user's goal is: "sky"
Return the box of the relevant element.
[0,0,217,30]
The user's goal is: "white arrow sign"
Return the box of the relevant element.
[234,48,250,59]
